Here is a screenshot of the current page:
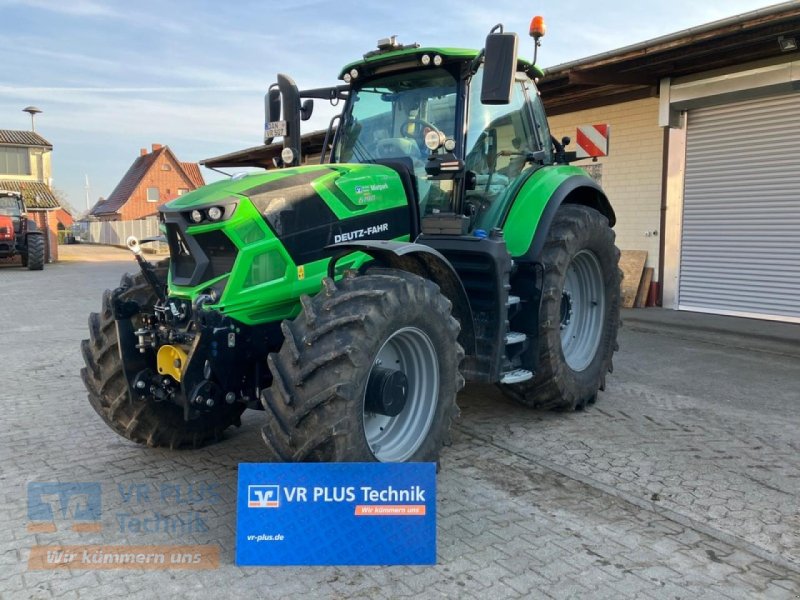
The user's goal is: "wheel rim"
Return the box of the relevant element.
[560,250,606,372]
[363,327,439,462]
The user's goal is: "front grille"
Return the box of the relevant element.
[196,230,237,280]
[166,224,195,281]
[165,222,238,287]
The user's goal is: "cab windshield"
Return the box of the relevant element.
[334,68,459,213]
[0,195,22,217]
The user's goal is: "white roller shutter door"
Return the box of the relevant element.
[679,93,800,323]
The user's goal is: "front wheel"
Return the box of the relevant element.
[261,269,464,463]
[500,204,620,410]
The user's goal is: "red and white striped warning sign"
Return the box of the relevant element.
[575,124,610,158]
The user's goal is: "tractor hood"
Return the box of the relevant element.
[163,163,408,215]
[158,163,414,324]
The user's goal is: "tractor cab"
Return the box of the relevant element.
[264,26,554,237]
[331,39,552,236]
[0,191,25,234]
[331,32,552,233]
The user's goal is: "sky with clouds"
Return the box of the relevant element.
[2,0,782,213]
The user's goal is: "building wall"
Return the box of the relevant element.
[118,151,198,221]
[548,98,664,280]
[660,57,800,311]
[30,210,58,262]
[40,149,52,183]
[53,208,74,228]
[0,146,51,183]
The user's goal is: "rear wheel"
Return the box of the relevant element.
[80,262,244,448]
[262,269,464,463]
[500,204,620,410]
[26,234,44,270]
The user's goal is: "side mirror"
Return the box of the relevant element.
[264,85,282,144]
[300,99,314,121]
[277,73,301,167]
[263,74,302,166]
[481,30,518,105]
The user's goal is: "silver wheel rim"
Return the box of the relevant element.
[560,250,606,372]
[363,327,439,462]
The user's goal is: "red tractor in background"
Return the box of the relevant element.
[0,190,45,270]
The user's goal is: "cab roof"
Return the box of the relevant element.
[338,45,541,81]
[338,46,478,79]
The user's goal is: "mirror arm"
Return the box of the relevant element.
[469,49,485,76]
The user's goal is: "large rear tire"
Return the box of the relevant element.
[26,234,44,270]
[262,269,464,463]
[500,204,620,410]
[80,262,244,449]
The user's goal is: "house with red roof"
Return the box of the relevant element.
[90,144,205,221]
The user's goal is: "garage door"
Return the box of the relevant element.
[679,92,800,323]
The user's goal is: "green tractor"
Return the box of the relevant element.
[81,20,620,463]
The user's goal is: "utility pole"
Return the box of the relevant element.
[85,175,91,212]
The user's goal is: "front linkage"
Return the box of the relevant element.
[113,239,275,421]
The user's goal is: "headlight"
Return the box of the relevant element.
[190,209,203,223]
[207,206,223,221]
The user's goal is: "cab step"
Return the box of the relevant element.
[500,369,533,384]
[507,294,520,306]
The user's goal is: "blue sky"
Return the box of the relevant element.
[2,0,780,213]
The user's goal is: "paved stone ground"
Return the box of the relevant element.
[1,245,799,599]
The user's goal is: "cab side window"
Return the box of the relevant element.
[465,69,537,210]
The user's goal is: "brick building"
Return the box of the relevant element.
[90,144,205,221]
[0,129,60,261]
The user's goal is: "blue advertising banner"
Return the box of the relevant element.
[236,462,436,566]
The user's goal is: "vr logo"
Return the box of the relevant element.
[248,485,280,508]
[28,483,102,522]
